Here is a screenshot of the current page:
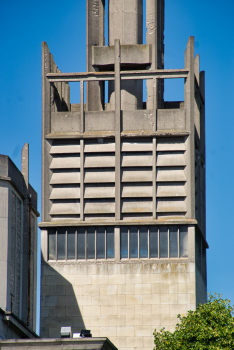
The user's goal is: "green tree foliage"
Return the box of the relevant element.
[153,294,234,350]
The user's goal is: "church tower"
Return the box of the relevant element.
[40,1,207,349]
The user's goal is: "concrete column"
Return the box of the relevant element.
[42,42,52,222]
[115,40,121,221]
[86,0,105,111]
[184,36,195,219]
[108,0,143,110]
[146,0,164,109]
[200,71,206,237]
[21,144,29,190]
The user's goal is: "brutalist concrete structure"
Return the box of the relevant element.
[40,1,207,349]
[0,145,39,339]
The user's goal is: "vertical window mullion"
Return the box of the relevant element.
[168,227,170,258]
[94,227,97,260]
[128,227,130,259]
[85,228,87,260]
[178,227,180,258]
[65,229,67,261]
[148,227,149,259]
[56,230,58,261]
[138,227,140,258]
[75,229,77,260]
[105,227,107,260]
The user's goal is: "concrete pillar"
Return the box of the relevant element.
[86,0,105,111]
[146,0,164,109]
[21,144,29,190]
[108,0,143,110]
[184,36,195,220]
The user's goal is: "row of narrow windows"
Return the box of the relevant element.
[48,226,188,261]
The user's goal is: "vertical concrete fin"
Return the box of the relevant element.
[21,143,29,190]
[184,36,195,219]
[200,70,206,237]
[194,54,200,139]
[115,39,121,221]
[86,0,105,111]
[42,42,52,222]
[146,0,164,109]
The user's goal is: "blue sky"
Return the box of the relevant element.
[0,0,234,333]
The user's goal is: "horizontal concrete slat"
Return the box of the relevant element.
[121,200,153,213]
[50,172,80,184]
[156,137,186,151]
[121,170,152,182]
[50,145,80,154]
[121,142,153,152]
[121,185,153,197]
[84,202,115,214]
[50,157,80,169]
[84,143,115,153]
[50,187,80,199]
[50,202,80,215]
[156,168,186,182]
[156,199,186,212]
[121,155,152,167]
[157,152,186,166]
[84,156,115,168]
[84,170,115,183]
[84,186,115,198]
[157,183,186,197]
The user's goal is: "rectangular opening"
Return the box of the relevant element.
[169,226,178,258]
[77,227,85,260]
[149,226,158,258]
[67,227,76,260]
[129,226,138,258]
[87,227,95,259]
[57,228,66,260]
[106,227,115,259]
[164,78,184,103]
[139,226,148,258]
[48,230,56,260]
[180,226,188,258]
[96,226,105,259]
[159,226,168,258]
[120,226,128,259]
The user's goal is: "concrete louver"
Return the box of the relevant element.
[48,136,187,220]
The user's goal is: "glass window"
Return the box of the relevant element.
[160,226,168,258]
[149,226,158,258]
[48,230,56,260]
[107,227,115,259]
[130,226,138,258]
[169,226,178,258]
[77,227,85,259]
[67,228,76,260]
[139,226,148,258]
[57,228,66,260]
[120,227,128,259]
[87,227,95,259]
[97,227,105,259]
[180,226,188,258]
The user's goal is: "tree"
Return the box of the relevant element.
[153,294,234,350]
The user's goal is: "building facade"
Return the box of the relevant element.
[0,145,39,339]
[40,1,207,349]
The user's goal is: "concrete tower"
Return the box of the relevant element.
[40,1,207,349]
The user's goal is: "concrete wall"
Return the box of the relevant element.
[40,226,199,350]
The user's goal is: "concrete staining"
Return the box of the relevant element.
[40,1,207,350]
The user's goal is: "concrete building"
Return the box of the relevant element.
[0,145,39,339]
[40,1,207,349]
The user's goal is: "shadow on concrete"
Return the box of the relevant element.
[40,261,85,338]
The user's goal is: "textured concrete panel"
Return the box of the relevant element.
[157,109,186,130]
[51,112,81,133]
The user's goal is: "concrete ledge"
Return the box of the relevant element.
[92,44,152,67]
[0,337,118,350]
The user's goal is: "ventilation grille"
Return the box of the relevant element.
[156,137,187,219]
[49,141,81,221]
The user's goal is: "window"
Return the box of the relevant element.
[48,226,115,261]
[120,226,188,259]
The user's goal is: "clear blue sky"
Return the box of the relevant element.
[0,0,234,334]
